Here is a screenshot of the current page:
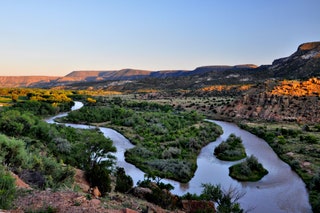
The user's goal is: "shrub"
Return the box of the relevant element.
[53,137,71,154]
[161,147,181,159]
[0,167,16,209]
[0,134,29,168]
[277,135,286,144]
[40,156,75,188]
[302,134,319,144]
[137,176,178,210]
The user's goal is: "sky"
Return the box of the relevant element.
[0,0,319,76]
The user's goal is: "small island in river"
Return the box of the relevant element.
[229,155,268,181]
[214,133,247,161]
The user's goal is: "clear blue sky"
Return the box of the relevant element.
[0,0,319,76]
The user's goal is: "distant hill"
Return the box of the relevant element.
[0,41,319,88]
[59,65,257,82]
[0,76,58,88]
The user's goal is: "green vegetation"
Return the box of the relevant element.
[60,97,223,182]
[239,122,320,211]
[115,167,133,193]
[0,167,16,209]
[137,176,177,210]
[1,86,317,211]
[0,88,76,117]
[201,183,244,213]
[0,90,117,199]
[181,183,245,213]
[4,127,113,193]
[229,155,268,181]
[214,134,246,161]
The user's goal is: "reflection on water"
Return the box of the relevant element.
[46,102,312,213]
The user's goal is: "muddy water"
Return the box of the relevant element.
[46,102,311,213]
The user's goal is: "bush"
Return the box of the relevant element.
[277,135,286,144]
[302,134,319,144]
[137,176,178,210]
[40,156,75,188]
[0,134,29,168]
[0,168,16,209]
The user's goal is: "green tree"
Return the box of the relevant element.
[67,129,117,196]
[115,167,133,193]
[72,129,116,171]
[86,164,112,196]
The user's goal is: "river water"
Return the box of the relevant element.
[46,102,312,213]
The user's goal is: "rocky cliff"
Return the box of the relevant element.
[218,78,320,123]
[270,41,320,78]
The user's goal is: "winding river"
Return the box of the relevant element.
[46,102,312,213]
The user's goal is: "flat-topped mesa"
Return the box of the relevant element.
[65,71,104,78]
[234,64,258,69]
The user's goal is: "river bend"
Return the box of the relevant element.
[46,101,311,213]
